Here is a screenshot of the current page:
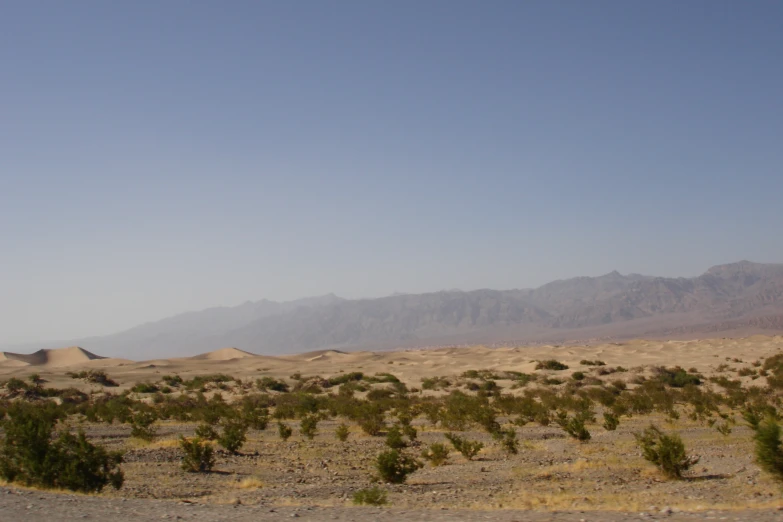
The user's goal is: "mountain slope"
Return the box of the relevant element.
[8,262,783,358]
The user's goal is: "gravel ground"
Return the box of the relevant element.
[2,485,783,522]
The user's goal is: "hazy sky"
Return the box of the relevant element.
[1,1,781,344]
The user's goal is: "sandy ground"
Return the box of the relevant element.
[2,336,783,520]
[2,336,782,391]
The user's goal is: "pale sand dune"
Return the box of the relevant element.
[190,347,259,361]
[0,346,104,367]
[2,336,783,391]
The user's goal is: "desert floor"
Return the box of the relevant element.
[2,336,783,521]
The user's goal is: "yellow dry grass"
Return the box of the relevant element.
[236,477,263,489]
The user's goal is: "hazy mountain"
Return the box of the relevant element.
[10,262,783,358]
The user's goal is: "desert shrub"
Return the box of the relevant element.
[179,436,215,472]
[750,417,783,487]
[571,371,585,381]
[356,404,386,436]
[328,372,364,386]
[421,376,451,390]
[421,443,449,466]
[634,425,697,479]
[602,412,619,431]
[352,486,388,506]
[85,370,118,386]
[365,373,400,384]
[715,421,732,436]
[654,367,701,388]
[184,374,234,391]
[385,425,407,449]
[555,411,591,441]
[161,375,183,387]
[240,397,270,430]
[194,423,218,441]
[510,373,536,388]
[375,449,422,484]
[218,418,247,453]
[536,360,569,371]
[257,377,289,393]
[130,382,159,394]
[581,360,606,366]
[300,414,319,440]
[367,389,395,401]
[495,427,519,455]
[738,367,757,377]
[0,404,124,492]
[444,432,483,460]
[5,378,28,393]
[277,421,293,441]
[336,423,350,442]
[129,411,157,441]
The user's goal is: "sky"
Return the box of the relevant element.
[1,1,782,344]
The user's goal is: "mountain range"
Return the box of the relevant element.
[7,261,783,359]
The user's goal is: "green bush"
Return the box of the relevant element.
[535,360,569,371]
[571,371,585,381]
[194,423,218,440]
[179,436,215,472]
[130,382,159,394]
[129,411,157,441]
[352,485,388,505]
[328,372,364,387]
[555,411,591,441]
[277,421,293,441]
[218,419,247,453]
[444,432,483,460]
[375,449,422,484]
[300,414,319,440]
[161,374,183,387]
[257,377,289,392]
[0,404,124,492]
[385,425,407,449]
[495,427,519,455]
[581,360,606,366]
[336,423,350,442]
[751,417,783,486]
[421,442,450,466]
[602,412,619,431]
[634,425,697,479]
[654,367,701,388]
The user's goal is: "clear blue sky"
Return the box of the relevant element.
[1,1,781,344]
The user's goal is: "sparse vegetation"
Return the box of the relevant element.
[444,432,483,460]
[535,360,569,371]
[421,442,450,466]
[179,436,215,472]
[0,404,124,492]
[375,449,422,483]
[635,425,698,479]
[352,485,388,505]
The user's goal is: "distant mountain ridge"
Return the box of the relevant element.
[8,261,783,359]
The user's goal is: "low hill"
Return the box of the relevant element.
[190,347,259,361]
[0,346,105,367]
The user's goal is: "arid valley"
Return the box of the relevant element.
[3,337,783,521]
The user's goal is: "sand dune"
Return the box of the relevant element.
[2,336,783,393]
[191,347,259,361]
[0,346,104,367]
